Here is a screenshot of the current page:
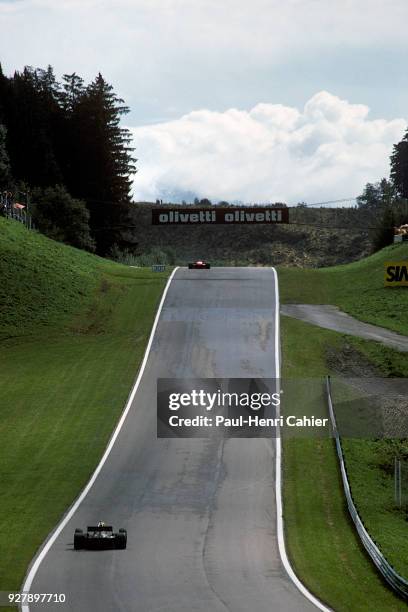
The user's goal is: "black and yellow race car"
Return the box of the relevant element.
[74,523,127,550]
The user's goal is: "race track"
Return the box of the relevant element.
[28,267,317,612]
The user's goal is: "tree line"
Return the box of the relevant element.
[1,63,407,257]
[357,130,408,250]
[0,64,136,255]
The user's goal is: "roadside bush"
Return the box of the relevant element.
[109,245,177,267]
[32,185,95,251]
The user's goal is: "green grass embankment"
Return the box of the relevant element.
[280,243,408,610]
[279,245,408,610]
[278,242,408,335]
[336,338,408,580]
[0,217,169,590]
[282,317,406,611]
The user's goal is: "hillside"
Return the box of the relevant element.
[0,218,169,591]
[0,217,103,338]
[128,203,372,267]
[278,242,408,335]
[279,242,408,601]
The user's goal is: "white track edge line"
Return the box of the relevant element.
[272,267,332,612]
[21,266,179,612]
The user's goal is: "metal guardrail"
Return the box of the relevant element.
[326,376,408,600]
[151,264,166,272]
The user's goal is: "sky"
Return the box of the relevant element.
[1,0,407,203]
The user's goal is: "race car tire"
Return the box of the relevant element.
[205,264,211,269]
[116,533,127,549]
[74,531,84,550]
[188,264,193,269]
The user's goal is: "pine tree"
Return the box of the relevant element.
[390,129,408,198]
[0,124,11,187]
[65,73,137,254]
[372,207,395,252]
[61,73,85,113]
[3,66,63,186]
[55,73,86,191]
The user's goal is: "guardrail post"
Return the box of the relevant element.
[395,457,402,508]
[398,459,402,508]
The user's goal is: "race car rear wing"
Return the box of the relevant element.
[87,525,113,532]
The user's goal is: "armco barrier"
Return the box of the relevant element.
[326,376,408,600]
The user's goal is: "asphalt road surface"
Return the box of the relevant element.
[29,268,316,612]
[281,304,408,352]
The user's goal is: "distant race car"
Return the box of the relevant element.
[188,260,211,269]
[74,523,127,550]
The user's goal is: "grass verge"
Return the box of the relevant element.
[0,218,170,591]
[332,338,408,580]
[281,315,406,611]
[278,242,408,335]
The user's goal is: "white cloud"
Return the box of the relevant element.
[0,0,408,124]
[2,1,407,75]
[131,91,407,203]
